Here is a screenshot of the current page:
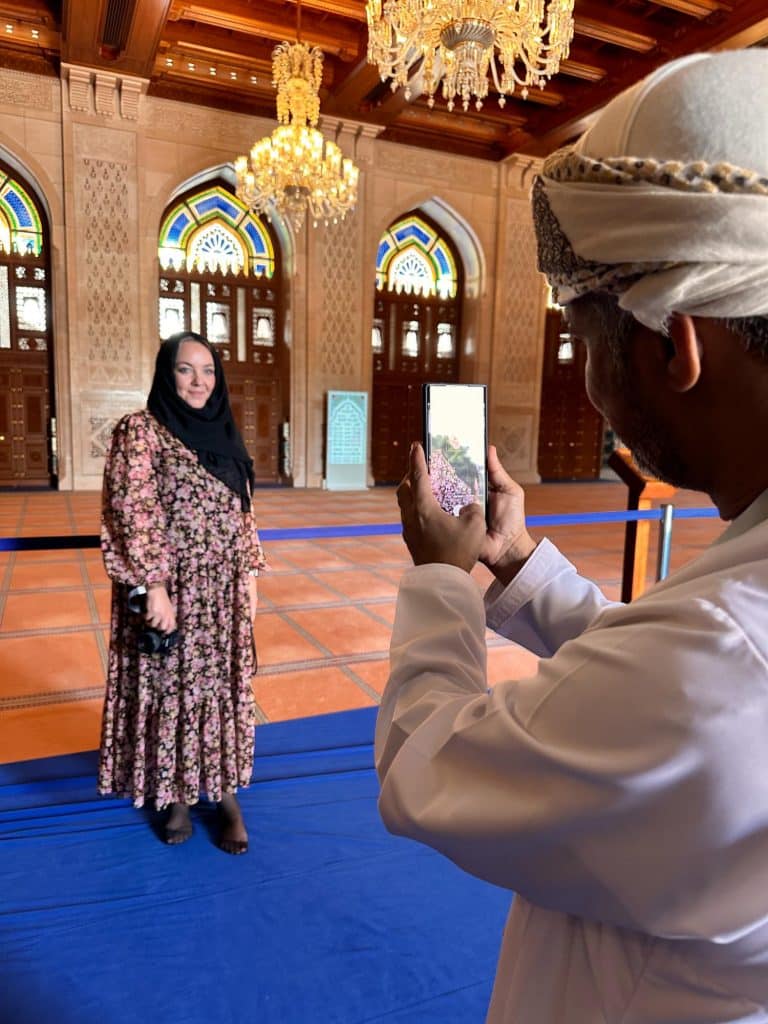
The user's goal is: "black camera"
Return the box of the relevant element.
[127,586,180,657]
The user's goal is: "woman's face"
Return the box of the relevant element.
[173,340,216,409]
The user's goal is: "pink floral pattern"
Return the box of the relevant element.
[98,410,266,809]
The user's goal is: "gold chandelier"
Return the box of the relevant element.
[235,13,359,230]
[366,0,575,112]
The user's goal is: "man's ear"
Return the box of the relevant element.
[664,314,702,393]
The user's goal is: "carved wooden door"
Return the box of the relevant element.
[0,253,54,487]
[537,309,604,480]
[371,295,461,483]
[159,272,288,484]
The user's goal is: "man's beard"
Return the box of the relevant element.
[611,387,703,492]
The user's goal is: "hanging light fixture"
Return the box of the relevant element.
[235,0,359,230]
[366,0,575,112]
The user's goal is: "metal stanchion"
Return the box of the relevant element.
[656,503,675,581]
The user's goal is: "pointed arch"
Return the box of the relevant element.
[370,206,465,483]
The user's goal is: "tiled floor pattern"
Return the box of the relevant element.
[0,483,723,763]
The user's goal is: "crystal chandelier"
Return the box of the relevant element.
[366,0,575,112]
[235,19,359,230]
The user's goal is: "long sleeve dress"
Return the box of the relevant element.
[98,410,266,809]
[376,492,768,1022]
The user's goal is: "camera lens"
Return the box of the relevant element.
[138,628,163,655]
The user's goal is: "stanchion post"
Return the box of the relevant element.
[608,448,676,602]
[656,503,675,581]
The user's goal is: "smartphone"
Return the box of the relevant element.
[423,383,488,519]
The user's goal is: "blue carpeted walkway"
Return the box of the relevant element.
[0,708,512,1023]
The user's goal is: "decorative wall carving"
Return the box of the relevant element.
[94,74,116,118]
[376,142,496,193]
[79,157,135,381]
[498,200,544,405]
[81,394,145,475]
[0,68,56,111]
[494,412,533,472]
[88,414,119,458]
[64,65,146,121]
[143,98,262,149]
[319,212,361,378]
[504,154,543,195]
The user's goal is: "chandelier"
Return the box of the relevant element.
[235,22,359,230]
[366,0,575,112]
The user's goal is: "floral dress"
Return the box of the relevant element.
[98,410,266,809]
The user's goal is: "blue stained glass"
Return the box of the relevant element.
[244,221,267,254]
[376,239,391,267]
[435,247,450,274]
[394,222,431,246]
[193,194,239,220]
[166,211,191,244]
[4,189,32,228]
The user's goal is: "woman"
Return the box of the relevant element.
[98,331,266,854]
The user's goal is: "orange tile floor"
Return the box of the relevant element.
[0,482,723,764]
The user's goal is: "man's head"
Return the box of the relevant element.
[533,50,768,515]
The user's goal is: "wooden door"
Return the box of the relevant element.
[371,295,461,484]
[0,252,54,487]
[537,309,604,480]
[160,271,288,484]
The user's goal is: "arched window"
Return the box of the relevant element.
[376,215,458,299]
[371,210,463,483]
[0,165,54,486]
[157,183,288,483]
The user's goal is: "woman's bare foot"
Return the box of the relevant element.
[217,793,248,855]
[165,802,193,845]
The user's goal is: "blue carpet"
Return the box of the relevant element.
[0,708,511,1023]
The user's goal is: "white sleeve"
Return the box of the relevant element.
[484,538,617,657]
[376,562,768,943]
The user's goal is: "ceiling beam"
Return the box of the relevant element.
[573,3,659,52]
[648,0,730,17]
[62,0,174,78]
[166,1,361,61]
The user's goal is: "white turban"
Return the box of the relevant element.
[533,50,768,331]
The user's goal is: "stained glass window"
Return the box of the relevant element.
[0,175,43,255]
[376,214,457,299]
[158,186,274,277]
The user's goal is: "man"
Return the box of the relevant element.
[375,50,768,1022]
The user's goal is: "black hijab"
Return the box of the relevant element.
[147,332,255,510]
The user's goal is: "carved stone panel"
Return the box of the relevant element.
[0,69,57,112]
[77,157,137,383]
[319,211,362,379]
[498,199,545,406]
[493,411,534,473]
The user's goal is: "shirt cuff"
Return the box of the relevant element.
[484,538,571,630]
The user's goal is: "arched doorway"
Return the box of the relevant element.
[371,210,463,483]
[157,183,289,483]
[0,163,54,487]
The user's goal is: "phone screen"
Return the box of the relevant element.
[423,383,487,517]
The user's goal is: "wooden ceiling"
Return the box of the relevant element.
[1,0,767,159]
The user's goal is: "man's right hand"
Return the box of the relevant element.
[145,584,177,633]
[480,445,537,586]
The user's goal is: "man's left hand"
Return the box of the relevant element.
[397,442,486,573]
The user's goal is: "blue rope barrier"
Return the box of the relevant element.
[0,506,720,552]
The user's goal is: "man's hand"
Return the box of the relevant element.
[479,445,536,586]
[397,442,486,572]
[145,584,177,633]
